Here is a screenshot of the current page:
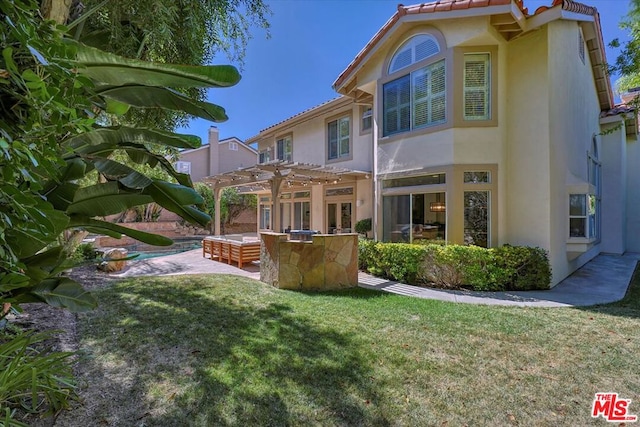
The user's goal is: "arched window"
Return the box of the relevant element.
[388,34,440,74]
[383,33,445,136]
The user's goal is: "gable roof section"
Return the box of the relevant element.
[333,0,523,92]
[333,0,613,110]
[246,96,352,144]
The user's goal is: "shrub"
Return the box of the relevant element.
[359,240,552,291]
[491,245,551,290]
[0,331,76,425]
[72,242,97,262]
[355,218,372,235]
[421,244,506,291]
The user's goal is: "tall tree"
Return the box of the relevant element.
[70,0,271,130]
[611,0,640,93]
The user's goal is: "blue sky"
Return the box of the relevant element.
[178,0,632,144]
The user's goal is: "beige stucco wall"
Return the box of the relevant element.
[626,129,640,252]
[354,17,494,91]
[547,20,603,284]
[504,25,552,257]
[180,146,211,183]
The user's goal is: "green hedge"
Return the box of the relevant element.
[358,240,551,291]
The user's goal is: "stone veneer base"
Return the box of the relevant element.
[260,232,358,290]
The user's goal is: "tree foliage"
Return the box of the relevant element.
[75,0,271,130]
[194,184,257,231]
[0,0,241,313]
[611,0,640,92]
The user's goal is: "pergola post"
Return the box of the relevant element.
[214,187,222,236]
[270,175,283,232]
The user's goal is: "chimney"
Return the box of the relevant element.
[208,126,220,176]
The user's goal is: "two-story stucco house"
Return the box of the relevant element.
[177,126,257,183]
[206,0,638,287]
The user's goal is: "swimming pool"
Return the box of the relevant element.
[124,238,203,260]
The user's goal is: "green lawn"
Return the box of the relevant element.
[67,272,640,426]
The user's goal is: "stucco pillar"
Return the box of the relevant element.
[214,187,222,236]
[270,176,283,232]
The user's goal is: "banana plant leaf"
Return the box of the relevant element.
[93,158,153,189]
[31,277,97,312]
[72,141,192,187]
[43,181,79,211]
[143,181,210,227]
[22,247,73,284]
[72,42,241,88]
[68,216,174,246]
[5,201,70,259]
[67,182,154,217]
[63,126,201,152]
[95,85,228,122]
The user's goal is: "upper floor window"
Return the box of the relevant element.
[383,60,446,136]
[175,161,191,174]
[389,34,440,74]
[578,29,585,65]
[258,148,271,164]
[228,141,238,151]
[276,136,292,162]
[328,116,350,160]
[361,107,372,132]
[463,53,491,121]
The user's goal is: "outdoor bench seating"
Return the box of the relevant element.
[202,237,261,268]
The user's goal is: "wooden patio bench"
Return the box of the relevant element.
[202,237,261,268]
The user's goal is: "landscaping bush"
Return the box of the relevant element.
[72,243,97,262]
[358,240,552,291]
[491,245,551,290]
[0,331,76,425]
[421,244,507,291]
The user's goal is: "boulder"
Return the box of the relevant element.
[97,248,129,272]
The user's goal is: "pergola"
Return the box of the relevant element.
[203,161,370,235]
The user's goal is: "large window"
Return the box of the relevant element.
[383,33,445,137]
[276,136,292,162]
[463,53,491,121]
[382,193,446,243]
[328,117,350,160]
[570,138,601,240]
[383,60,446,136]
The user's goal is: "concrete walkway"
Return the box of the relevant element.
[112,249,639,308]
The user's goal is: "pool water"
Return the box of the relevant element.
[126,239,203,260]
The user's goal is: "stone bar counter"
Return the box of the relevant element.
[260,232,358,290]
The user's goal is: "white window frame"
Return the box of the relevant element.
[361,107,372,133]
[228,141,238,151]
[175,161,191,174]
[327,116,350,161]
[463,53,491,121]
[383,59,446,136]
[258,148,271,164]
[276,136,292,162]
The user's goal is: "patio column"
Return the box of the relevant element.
[214,187,222,236]
[270,175,283,232]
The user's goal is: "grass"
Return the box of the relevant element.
[64,272,640,426]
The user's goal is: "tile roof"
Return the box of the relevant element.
[333,0,601,91]
[600,104,635,118]
[246,96,350,142]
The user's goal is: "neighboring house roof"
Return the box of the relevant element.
[332,0,613,110]
[600,104,635,118]
[246,96,352,144]
[180,137,257,155]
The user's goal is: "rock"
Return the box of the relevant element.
[97,248,129,272]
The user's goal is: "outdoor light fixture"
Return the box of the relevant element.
[430,202,446,212]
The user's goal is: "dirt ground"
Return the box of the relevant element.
[10,266,119,427]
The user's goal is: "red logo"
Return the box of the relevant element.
[592,393,638,422]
